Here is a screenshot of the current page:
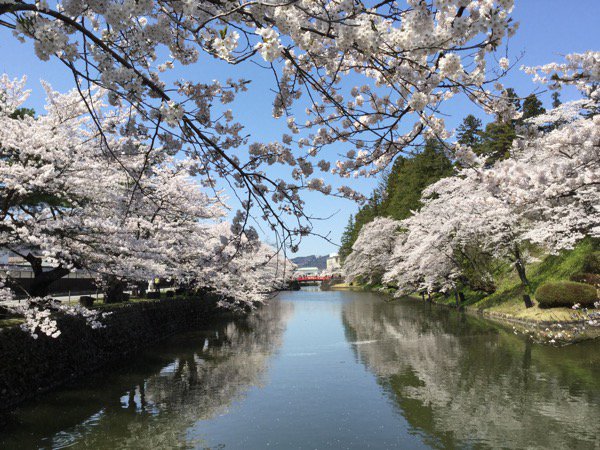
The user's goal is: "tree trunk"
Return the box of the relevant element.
[104,276,126,303]
[513,246,534,308]
[25,253,70,297]
[454,289,460,308]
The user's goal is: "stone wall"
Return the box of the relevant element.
[0,296,227,410]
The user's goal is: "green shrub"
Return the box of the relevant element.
[582,251,600,274]
[535,281,598,308]
[570,272,600,287]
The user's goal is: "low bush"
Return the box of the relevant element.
[582,251,600,274]
[570,272,600,287]
[146,291,161,299]
[79,296,95,307]
[535,281,598,308]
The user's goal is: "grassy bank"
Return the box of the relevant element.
[440,238,599,343]
[337,239,600,344]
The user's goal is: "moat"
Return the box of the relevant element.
[1,290,599,449]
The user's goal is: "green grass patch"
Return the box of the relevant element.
[464,238,599,322]
[0,318,24,329]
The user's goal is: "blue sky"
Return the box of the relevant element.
[1,0,598,257]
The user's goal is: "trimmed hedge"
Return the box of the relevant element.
[535,281,598,308]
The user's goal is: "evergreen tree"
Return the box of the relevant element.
[383,139,454,220]
[456,115,483,148]
[476,87,521,165]
[521,94,546,121]
[505,87,521,111]
[9,107,35,120]
[551,91,561,109]
[478,120,516,165]
[339,215,356,261]
[340,139,454,262]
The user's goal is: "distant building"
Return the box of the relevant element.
[326,253,341,274]
[296,267,320,277]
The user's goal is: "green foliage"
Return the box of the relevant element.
[9,107,35,120]
[383,139,454,220]
[466,238,598,310]
[521,94,546,122]
[477,120,515,165]
[551,92,561,109]
[339,215,356,261]
[570,273,600,287]
[505,87,521,110]
[339,139,453,259]
[535,281,597,308]
[474,89,547,166]
[582,251,600,274]
[456,114,483,148]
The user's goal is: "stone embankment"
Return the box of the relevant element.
[0,296,227,410]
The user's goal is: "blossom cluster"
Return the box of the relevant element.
[0,0,519,248]
[344,53,599,301]
[0,76,294,338]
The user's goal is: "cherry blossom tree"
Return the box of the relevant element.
[343,217,400,285]
[0,76,221,293]
[1,76,293,337]
[345,52,599,308]
[382,174,505,299]
[484,51,600,251]
[0,0,519,248]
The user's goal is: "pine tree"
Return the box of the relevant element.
[551,91,561,109]
[521,94,546,121]
[476,88,521,165]
[339,215,356,261]
[505,87,521,111]
[456,115,483,148]
[478,121,516,165]
[339,140,453,262]
[384,139,454,219]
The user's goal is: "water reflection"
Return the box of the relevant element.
[0,300,293,449]
[2,292,600,449]
[341,298,600,449]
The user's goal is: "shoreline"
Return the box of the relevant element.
[328,283,600,345]
[0,296,233,411]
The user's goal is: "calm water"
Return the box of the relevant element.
[1,290,600,449]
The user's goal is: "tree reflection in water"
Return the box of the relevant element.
[341,297,600,450]
[0,300,293,449]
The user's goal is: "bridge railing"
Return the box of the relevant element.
[294,275,333,282]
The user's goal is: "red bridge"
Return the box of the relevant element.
[294,275,333,282]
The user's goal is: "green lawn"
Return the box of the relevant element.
[465,238,598,323]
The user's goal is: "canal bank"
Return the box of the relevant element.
[1,290,599,449]
[328,282,600,345]
[0,296,230,411]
